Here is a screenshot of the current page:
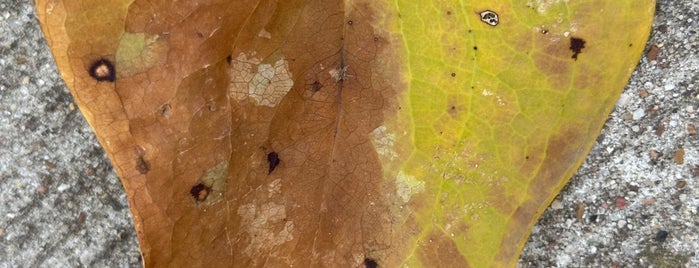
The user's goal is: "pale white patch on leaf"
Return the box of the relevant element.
[229,52,293,107]
[237,202,294,256]
[258,28,272,39]
[267,178,282,197]
[396,171,425,203]
[329,65,349,82]
[526,0,570,14]
[370,125,398,160]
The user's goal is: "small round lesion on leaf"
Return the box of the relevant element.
[190,183,212,202]
[206,101,216,112]
[159,103,171,117]
[478,10,499,26]
[88,58,116,82]
[363,258,378,268]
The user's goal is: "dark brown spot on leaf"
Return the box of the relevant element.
[364,258,378,268]
[136,156,150,174]
[569,37,586,60]
[190,183,211,202]
[88,59,115,82]
[160,104,171,117]
[310,80,323,92]
[267,152,280,174]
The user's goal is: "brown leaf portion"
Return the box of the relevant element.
[417,230,471,268]
[37,0,408,267]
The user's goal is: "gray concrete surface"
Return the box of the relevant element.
[0,0,696,267]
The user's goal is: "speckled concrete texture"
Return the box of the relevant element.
[0,0,696,267]
[1,0,141,267]
[520,1,699,267]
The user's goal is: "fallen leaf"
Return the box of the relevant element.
[35,0,654,267]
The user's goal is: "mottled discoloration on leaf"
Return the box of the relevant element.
[36,0,653,266]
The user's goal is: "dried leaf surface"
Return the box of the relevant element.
[36,0,654,266]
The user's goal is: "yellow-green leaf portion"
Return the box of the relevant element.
[392,1,654,266]
[36,0,654,267]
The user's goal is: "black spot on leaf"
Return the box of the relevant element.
[88,59,116,82]
[267,152,280,174]
[190,183,211,202]
[364,258,378,268]
[569,37,586,60]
